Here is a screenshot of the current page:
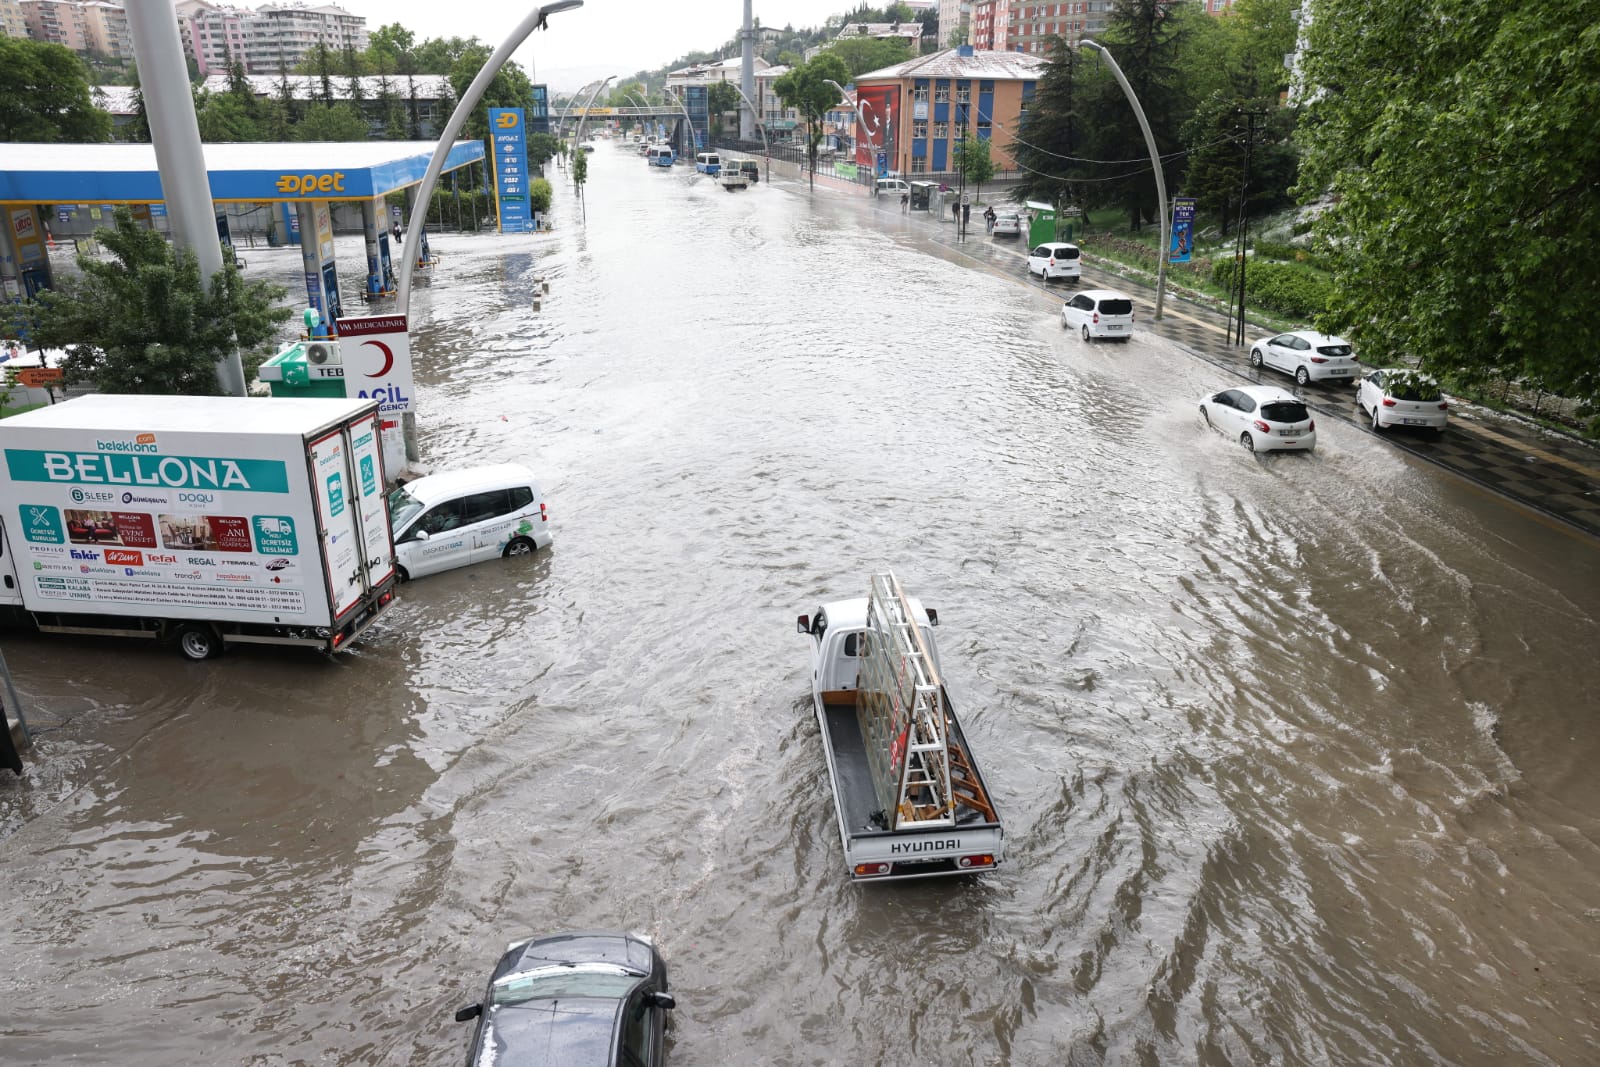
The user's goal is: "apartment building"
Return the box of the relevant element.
[241,2,366,74]
[0,0,28,39]
[176,0,249,77]
[19,0,89,50]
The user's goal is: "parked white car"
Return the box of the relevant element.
[1355,368,1449,435]
[1027,241,1081,282]
[1250,331,1360,386]
[992,210,1023,236]
[1199,385,1317,453]
[387,462,552,581]
[1061,289,1134,342]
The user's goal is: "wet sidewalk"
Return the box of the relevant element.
[858,193,1600,542]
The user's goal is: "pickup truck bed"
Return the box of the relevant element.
[819,691,999,835]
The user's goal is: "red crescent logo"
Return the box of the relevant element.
[362,339,394,378]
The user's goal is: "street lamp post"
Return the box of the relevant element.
[670,91,698,160]
[727,82,771,184]
[398,1,583,313]
[624,91,651,141]
[574,74,616,149]
[1079,38,1168,321]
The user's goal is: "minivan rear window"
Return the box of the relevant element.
[1059,247,1081,259]
[1098,299,1133,315]
[1260,401,1310,424]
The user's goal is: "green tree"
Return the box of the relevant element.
[529,177,553,215]
[0,37,112,142]
[954,135,995,204]
[26,209,291,394]
[821,37,911,79]
[364,23,416,73]
[527,132,562,170]
[707,81,741,137]
[1296,0,1600,404]
[773,51,852,189]
[1085,0,1194,230]
[295,102,369,141]
[1011,39,1093,211]
[193,90,262,141]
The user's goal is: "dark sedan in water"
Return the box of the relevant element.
[455,931,675,1066]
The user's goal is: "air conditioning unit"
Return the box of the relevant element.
[304,340,341,366]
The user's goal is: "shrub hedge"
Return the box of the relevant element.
[1210,259,1333,319]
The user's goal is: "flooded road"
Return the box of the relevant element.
[3,145,1599,1065]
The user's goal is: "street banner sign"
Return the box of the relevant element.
[1170,197,1197,263]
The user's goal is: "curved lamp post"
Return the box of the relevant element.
[825,78,879,189]
[624,90,651,140]
[727,82,770,183]
[1079,39,1167,321]
[398,0,583,313]
[574,74,616,149]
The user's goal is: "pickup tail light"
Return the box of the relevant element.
[957,854,995,869]
[853,862,892,878]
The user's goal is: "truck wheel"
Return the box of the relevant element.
[175,623,221,661]
[502,537,536,558]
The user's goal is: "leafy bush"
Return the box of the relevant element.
[1211,259,1333,318]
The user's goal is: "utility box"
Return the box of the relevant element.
[257,340,346,399]
[1026,201,1083,245]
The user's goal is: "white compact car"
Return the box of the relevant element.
[1250,331,1360,386]
[1356,368,1449,435]
[1027,241,1081,282]
[1199,385,1317,453]
[387,462,552,581]
[1061,289,1134,341]
[992,210,1023,236]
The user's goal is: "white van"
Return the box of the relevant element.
[876,177,910,195]
[387,462,552,581]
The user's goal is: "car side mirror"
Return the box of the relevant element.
[926,609,939,626]
[648,991,676,1010]
[455,1003,482,1023]
[414,529,431,542]
[796,614,810,634]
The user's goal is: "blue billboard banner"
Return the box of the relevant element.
[1170,196,1196,263]
[489,107,534,233]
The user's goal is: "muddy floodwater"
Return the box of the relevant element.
[3,146,1598,1066]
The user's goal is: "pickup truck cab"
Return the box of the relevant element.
[797,574,1003,882]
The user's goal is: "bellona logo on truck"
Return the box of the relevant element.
[5,450,290,493]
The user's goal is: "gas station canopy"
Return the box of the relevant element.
[0,140,486,205]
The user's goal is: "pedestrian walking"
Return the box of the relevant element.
[901,191,909,212]
[952,200,960,225]
[962,202,971,233]
[984,206,996,233]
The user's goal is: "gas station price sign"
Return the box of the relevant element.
[489,108,534,233]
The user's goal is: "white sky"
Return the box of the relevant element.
[334,0,857,91]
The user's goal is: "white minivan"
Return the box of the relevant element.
[387,463,552,581]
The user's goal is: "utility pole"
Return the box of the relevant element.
[1230,108,1266,346]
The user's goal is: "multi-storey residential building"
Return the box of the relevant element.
[19,0,90,50]
[753,65,802,141]
[664,54,771,97]
[1006,1,1115,54]
[176,0,250,77]
[0,0,28,39]
[969,0,1010,51]
[937,0,970,46]
[855,44,1047,175]
[833,20,924,49]
[78,0,130,59]
[241,2,366,74]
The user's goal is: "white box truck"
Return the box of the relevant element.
[0,394,398,660]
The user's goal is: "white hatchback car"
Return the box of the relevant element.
[387,462,552,581]
[1250,331,1359,386]
[1027,241,1081,282]
[992,210,1023,236]
[1199,385,1317,453]
[1356,368,1449,435]
[1061,289,1134,342]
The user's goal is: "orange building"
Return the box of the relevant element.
[853,45,1048,177]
